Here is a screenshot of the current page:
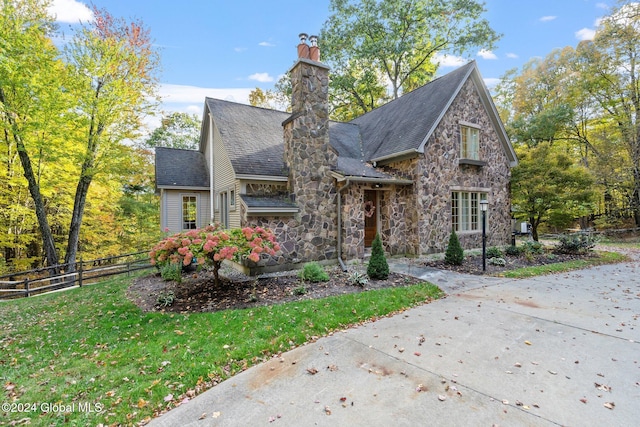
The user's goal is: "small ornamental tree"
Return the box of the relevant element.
[367,233,389,280]
[444,230,464,265]
[150,224,280,286]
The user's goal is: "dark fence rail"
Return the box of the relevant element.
[0,251,154,300]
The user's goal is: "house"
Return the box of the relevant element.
[155,35,518,273]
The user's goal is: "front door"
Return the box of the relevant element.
[364,190,377,247]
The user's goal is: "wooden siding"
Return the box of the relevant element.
[160,190,210,233]
[211,121,241,229]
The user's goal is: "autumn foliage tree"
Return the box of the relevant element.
[0,1,160,272]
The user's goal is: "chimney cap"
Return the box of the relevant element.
[309,35,318,46]
[298,33,308,43]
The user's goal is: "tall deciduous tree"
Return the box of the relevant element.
[511,143,596,241]
[320,0,500,119]
[63,6,160,268]
[575,1,640,226]
[144,112,200,150]
[0,0,67,270]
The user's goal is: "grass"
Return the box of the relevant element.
[498,250,629,278]
[0,274,443,426]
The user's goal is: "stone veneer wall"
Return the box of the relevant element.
[282,58,339,262]
[387,78,512,253]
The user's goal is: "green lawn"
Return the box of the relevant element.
[0,274,442,426]
[499,250,629,278]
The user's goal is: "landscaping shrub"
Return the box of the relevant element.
[160,262,182,283]
[555,233,599,254]
[522,240,544,255]
[486,246,504,258]
[444,230,464,265]
[348,271,369,287]
[488,257,506,266]
[505,245,522,256]
[367,233,389,280]
[298,262,329,282]
[150,224,280,286]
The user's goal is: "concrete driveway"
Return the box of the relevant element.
[148,256,640,426]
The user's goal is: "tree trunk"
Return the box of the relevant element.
[65,172,93,272]
[1,89,60,273]
[529,216,540,242]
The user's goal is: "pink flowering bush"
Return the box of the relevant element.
[150,224,280,286]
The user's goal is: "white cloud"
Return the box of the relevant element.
[506,53,519,59]
[48,0,93,23]
[159,83,253,105]
[483,78,501,89]
[434,53,467,67]
[540,16,557,22]
[234,47,247,53]
[575,27,596,40]
[477,49,498,60]
[596,2,609,10]
[248,73,274,83]
[258,41,275,47]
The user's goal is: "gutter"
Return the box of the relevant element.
[337,178,352,272]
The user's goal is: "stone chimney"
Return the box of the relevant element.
[282,34,338,262]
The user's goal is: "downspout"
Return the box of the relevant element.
[208,114,215,224]
[337,178,352,272]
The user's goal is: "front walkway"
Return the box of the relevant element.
[148,256,640,426]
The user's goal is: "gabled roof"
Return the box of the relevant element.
[352,61,516,166]
[205,98,290,177]
[197,61,516,185]
[155,147,209,189]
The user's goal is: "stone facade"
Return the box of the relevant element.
[385,78,512,254]
[282,58,339,262]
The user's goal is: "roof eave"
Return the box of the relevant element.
[331,171,413,185]
[236,174,288,182]
[369,149,420,165]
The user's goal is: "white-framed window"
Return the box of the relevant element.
[460,124,480,160]
[182,195,198,230]
[229,189,235,210]
[452,191,487,232]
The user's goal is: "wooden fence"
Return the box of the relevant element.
[0,251,154,300]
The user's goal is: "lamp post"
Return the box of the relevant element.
[480,199,488,272]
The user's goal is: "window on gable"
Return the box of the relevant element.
[460,125,480,160]
[451,191,487,232]
[182,195,197,230]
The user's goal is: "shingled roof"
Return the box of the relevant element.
[351,61,475,161]
[155,147,209,189]
[179,61,513,187]
[205,98,290,177]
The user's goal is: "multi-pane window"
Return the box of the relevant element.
[460,125,480,160]
[451,191,487,232]
[182,196,197,229]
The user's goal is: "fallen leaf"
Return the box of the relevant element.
[502,399,509,405]
[604,402,615,410]
[307,368,318,375]
[524,341,532,346]
[212,412,221,418]
[199,413,207,420]
[163,393,174,402]
[414,352,421,356]
[174,330,185,335]
[327,365,338,372]
[595,383,612,392]
[416,384,427,392]
[580,398,587,404]
[548,370,557,375]
[514,362,522,368]
[398,347,405,353]
[137,398,147,408]
[324,406,332,415]
[438,395,447,401]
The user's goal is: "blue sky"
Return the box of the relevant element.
[49,0,613,128]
